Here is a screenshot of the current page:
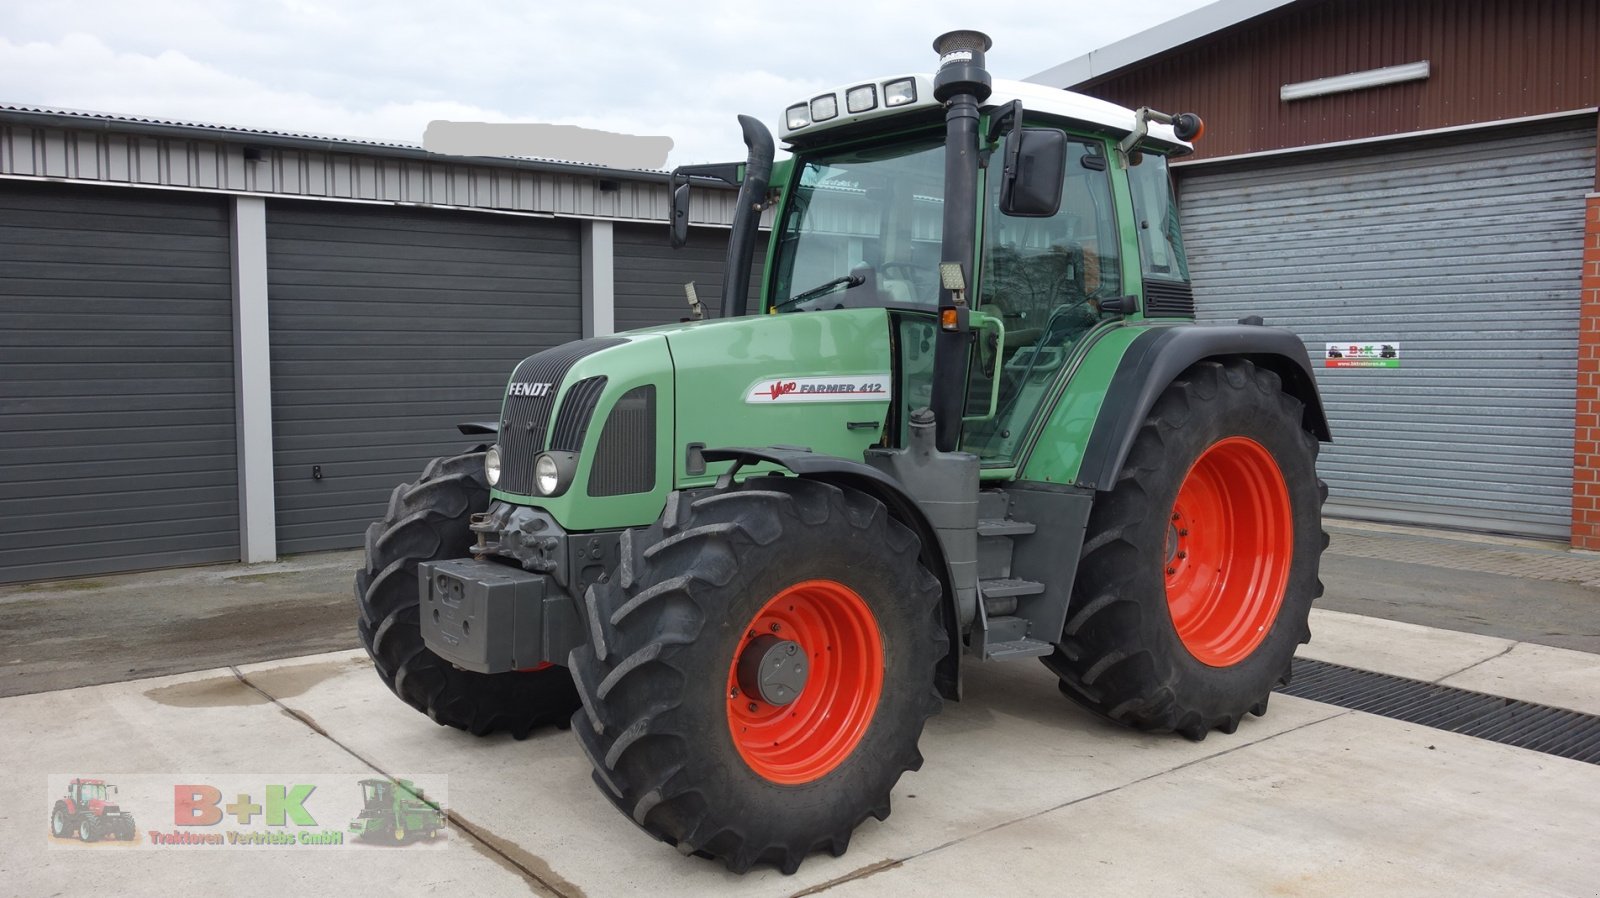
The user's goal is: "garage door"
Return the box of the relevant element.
[613,223,767,330]
[267,202,583,554]
[0,180,238,583]
[1178,121,1595,538]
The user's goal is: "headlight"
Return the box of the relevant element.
[883,77,917,107]
[785,103,810,130]
[484,445,501,486]
[809,93,838,122]
[846,84,877,113]
[534,453,560,496]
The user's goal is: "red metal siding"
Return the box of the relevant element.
[1079,0,1599,160]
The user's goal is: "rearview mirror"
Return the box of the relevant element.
[999,127,1067,218]
[669,180,691,248]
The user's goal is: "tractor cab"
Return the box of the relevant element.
[69,779,110,809]
[766,116,1147,463]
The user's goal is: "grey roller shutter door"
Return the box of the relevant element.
[266,202,582,554]
[0,181,237,583]
[1177,121,1594,538]
[612,223,767,330]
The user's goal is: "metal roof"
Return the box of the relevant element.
[1024,0,1300,88]
[0,102,678,183]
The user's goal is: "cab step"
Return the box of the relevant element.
[980,577,1045,617]
[978,518,1036,538]
[984,637,1055,660]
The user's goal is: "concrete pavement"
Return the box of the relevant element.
[3,608,1598,897]
[5,518,1599,699]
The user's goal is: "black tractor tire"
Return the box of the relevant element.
[355,451,580,738]
[50,804,70,838]
[1044,358,1326,740]
[78,819,96,842]
[569,476,946,875]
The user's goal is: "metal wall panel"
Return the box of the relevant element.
[0,119,742,226]
[266,201,583,554]
[0,180,238,583]
[1178,122,1595,537]
[611,223,768,331]
[1079,0,1600,162]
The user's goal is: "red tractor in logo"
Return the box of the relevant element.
[51,778,136,842]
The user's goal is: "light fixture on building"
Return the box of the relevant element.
[1281,61,1431,102]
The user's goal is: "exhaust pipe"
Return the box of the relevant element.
[720,115,775,319]
[929,30,992,451]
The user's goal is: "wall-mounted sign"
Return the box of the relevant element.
[1325,342,1400,368]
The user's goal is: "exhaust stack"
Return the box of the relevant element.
[929,30,993,451]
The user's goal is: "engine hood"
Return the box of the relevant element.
[489,309,894,532]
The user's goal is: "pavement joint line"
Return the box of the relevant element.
[225,665,571,898]
[1430,642,1519,684]
[783,708,1350,898]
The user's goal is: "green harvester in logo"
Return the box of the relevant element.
[349,779,444,844]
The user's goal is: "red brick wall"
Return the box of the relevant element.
[1571,193,1600,549]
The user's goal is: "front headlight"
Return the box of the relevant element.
[534,453,560,495]
[484,445,501,486]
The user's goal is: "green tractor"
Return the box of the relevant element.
[349,778,445,843]
[356,31,1328,874]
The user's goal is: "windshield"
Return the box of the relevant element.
[770,135,945,312]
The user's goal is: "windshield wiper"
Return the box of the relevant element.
[774,274,865,311]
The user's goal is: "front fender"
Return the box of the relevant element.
[701,446,964,701]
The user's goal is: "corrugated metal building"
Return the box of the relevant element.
[0,107,756,583]
[1030,0,1600,543]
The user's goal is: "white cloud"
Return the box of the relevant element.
[0,1,1219,166]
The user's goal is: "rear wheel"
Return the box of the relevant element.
[569,477,945,874]
[50,805,68,838]
[1045,358,1326,739]
[356,452,580,738]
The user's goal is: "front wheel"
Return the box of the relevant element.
[1045,358,1326,739]
[569,477,946,874]
[78,820,96,843]
[355,452,580,738]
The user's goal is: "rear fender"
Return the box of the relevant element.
[1075,324,1331,491]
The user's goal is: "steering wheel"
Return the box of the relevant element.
[879,262,917,280]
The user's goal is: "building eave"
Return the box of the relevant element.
[1024,0,1301,88]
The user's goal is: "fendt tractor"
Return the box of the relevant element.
[349,778,445,843]
[356,31,1329,874]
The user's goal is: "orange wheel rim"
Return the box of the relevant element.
[1165,437,1293,667]
[726,579,883,785]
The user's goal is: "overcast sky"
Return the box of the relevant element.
[1,0,1217,167]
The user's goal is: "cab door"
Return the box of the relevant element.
[959,135,1127,465]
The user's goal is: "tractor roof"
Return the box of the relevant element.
[70,778,106,785]
[779,75,1191,152]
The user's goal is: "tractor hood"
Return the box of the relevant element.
[489,309,894,532]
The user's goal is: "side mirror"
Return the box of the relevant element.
[669,179,691,248]
[999,127,1067,218]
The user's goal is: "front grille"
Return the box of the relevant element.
[588,385,656,497]
[549,376,607,452]
[498,338,624,495]
[1143,279,1195,317]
